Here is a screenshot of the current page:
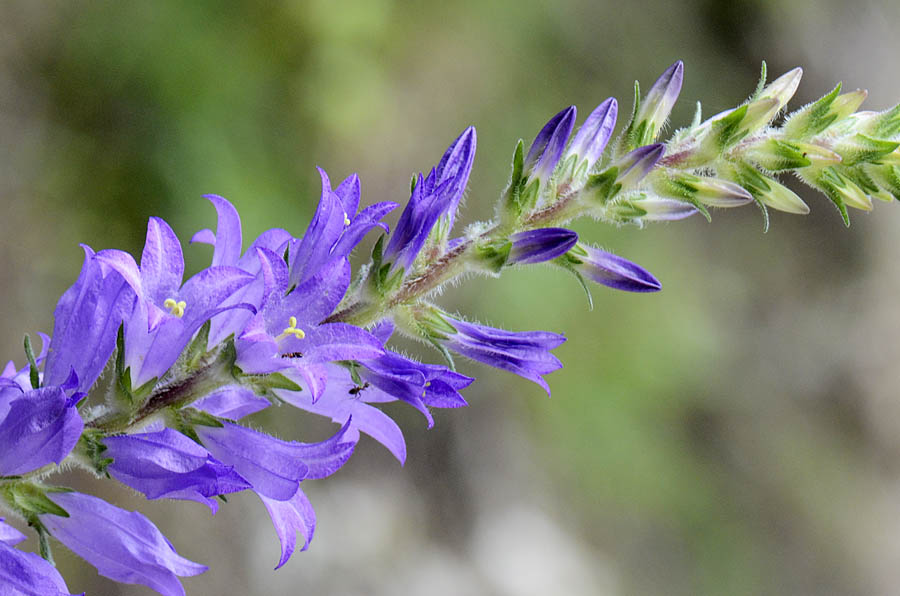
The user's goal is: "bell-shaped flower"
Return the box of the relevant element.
[103,427,251,513]
[382,127,476,273]
[43,246,134,394]
[564,243,661,292]
[234,248,383,399]
[0,386,83,476]
[288,169,398,287]
[195,418,355,502]
[0,541,79,596]
[41,491,207,596]
[96,217,255,387]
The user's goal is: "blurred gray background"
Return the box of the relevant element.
[3,1,900,594]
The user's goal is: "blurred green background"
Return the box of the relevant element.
[3,1,900,594]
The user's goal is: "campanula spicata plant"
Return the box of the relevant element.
[2,60,900,594]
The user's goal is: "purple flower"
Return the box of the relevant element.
[289,169,398,287]
[565,98,618,170]
[194,419,355,501]
[234,248,383,399]
[565,243,661,292]
[507,228,579,265]
[103,427,251,512]
[524,106,577,184]
[0,386,83,476]
[96,217,255,386]
[632,60,683,145]
[43,246,134,393]
[383,127,476,272]
[0,541,79,596]
[193,385,271,420]
[42,491,206,596]
[439,316,566,394]
[258,487,316,569]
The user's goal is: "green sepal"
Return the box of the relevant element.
[2,483,70,519]
[690,101,703,129]
[185,409,226,428]
[835,134,900,166]
[183,320,212,371]
[605,198,648,222]
[752,195,770,233]
[867,103,900,138]
[707,103,750,152]
[337,360,364,386]
[501,140,527,221]
[475,240,511,273]
[553,254,594,310]
[371,234,385,270]
[23,334,40,390]
[750,61,768,102]
[816,167,852,226]
[866,164,900,200]
[682,196,712,222]
[783,84,866,139]
[426,337,456,371]
[78,429,114,475]
[582,167,621,203]
[410,173,418,194]
[410,305,458,340]
[34,522,55,564]
[745,139,812,171]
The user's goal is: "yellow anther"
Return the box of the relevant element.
[163,298,187,318]
[343,213,351,226]
[277,315,306,340]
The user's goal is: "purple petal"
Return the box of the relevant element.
[194,385,271,420]
[176,266,255,328]
[259,487,316,569]
[330,201,398,261]
[288,178,347,287]
[637,60,684,132]
[44,246,135,392]
[282,258,350,324]
[525,106,576,182]
[572,244,661,292]
[43,491,206,596]
[140,217,185,304]
[0,519,26,546]
[196,423,310,501]
[94,249,144,298]
[289,323,384,364]
[616,143,665,186]
[435,126,477,229]
[507,228,578,265]
[200,194,243,267]
[334,172,361,216]
[0,387,84,476]
[0,541,76,595]
[567,98,618,167]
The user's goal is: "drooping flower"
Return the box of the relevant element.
[103,427,251,513]
[41,491,207,596]
[96,217,255,387]
[258,487,316,569]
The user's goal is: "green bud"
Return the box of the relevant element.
[865,164,900,201]
[816,166,872,224]
[474,240,512,274]
[784,84,868,139]
[833,133,900,166]
[1,483,70,519]
[651,170,753,208]
[501,139,527,221]
[404,304,457,340]
[727,162,810,214]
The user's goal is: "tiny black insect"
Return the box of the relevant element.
[280,352,304,359]
[348,382,370,395]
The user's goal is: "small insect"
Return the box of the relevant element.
[280,351,304,359]
[348,382,370,395]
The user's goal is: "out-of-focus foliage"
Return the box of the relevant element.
[3,0,900,594]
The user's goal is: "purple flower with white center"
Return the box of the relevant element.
[429,312,566,395]
[43,246,134,394]
[507,228,579,265]
[103,427,251,513]
[524,106,577,186]
[0,386,83,476]
[195,418,355,501]
[234,248,383,399]
[0,541,79,596]
[565,243,661,292]
[565,98,618,170]
[288,168,398,287]
[96,217,255,387]
[190,194,293,348]
[382,127,476,273]
[258,487,316,569]
[41,491,206,596]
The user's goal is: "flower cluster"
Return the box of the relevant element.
[2,60,900,594]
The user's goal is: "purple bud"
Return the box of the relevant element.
[524,106,577,183]
[0,541,78,595]
[507,228,579,265]
[633,61,683,143]
[42,491,207,596]
[0,387,83,476]
[567,98,618,168]
[568,244,661,292]
[616,143,665,187]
